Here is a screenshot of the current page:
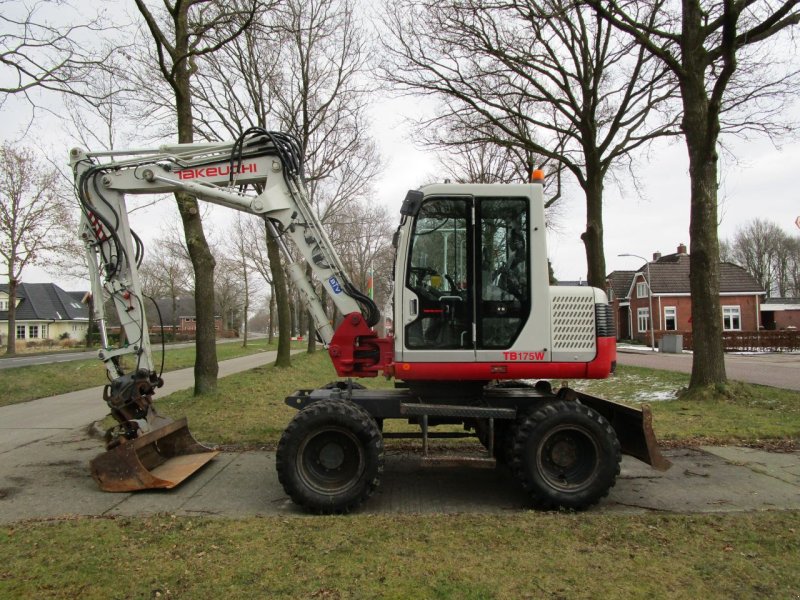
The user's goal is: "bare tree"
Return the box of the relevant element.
[776,236,800,298]
[380,0,679,286]
[722,218,800,297]
[332,200,395,315]
[224,213,261,346]
[0,144,73,354]
[0,0,119,116]
[138,238,192,334]
[192,0,382,357]
[132,0,258,394]
[214,255,246,333]
[588,0,800,389]
[263,0,383,352]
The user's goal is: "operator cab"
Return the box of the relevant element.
[394,184,553,376]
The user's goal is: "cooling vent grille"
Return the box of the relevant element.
[552,294,596,351]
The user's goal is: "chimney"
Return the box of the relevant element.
[677,243,687,255]
[653,251,662,261]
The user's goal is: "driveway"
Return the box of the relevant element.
[617,348,800,391]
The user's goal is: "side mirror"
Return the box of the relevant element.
[400,190,424,217]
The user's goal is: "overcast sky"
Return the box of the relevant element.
[366,95,799,282]
[2,5,799,292]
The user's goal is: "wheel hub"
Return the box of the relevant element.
[318,442,346,470]
[549,439,577,469]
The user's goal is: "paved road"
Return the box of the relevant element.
[617,349,800,391]
[0,337,256,370]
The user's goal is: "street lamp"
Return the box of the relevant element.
[618,253,656,352]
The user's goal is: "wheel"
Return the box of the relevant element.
[276,399,384,514]
[511,400,620,511]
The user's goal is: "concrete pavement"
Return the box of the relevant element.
[0,349,298,455]
[1,429,798,522]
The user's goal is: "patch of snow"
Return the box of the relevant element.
[633,390,678,402]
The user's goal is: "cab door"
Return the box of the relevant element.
[401,196,475,363]
[399,193,532,365]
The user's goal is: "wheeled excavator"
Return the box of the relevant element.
[71,129,669,513]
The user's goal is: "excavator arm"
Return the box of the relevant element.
[72,130,390,491]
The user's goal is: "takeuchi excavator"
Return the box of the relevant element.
[71,130,669,513]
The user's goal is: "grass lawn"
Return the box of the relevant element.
[0,338,298,408]
[573,366,800,446]
[1,511,798,599]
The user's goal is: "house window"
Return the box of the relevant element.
[722,306,741,331]
[28,325,39,339]
[637,308,650,333]
[16,325,25,340]
[0,299,7,310]
[636,282,648,298]
[42,324,48,339]
[664,307,677,331]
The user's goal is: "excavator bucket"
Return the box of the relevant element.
[574,391,672,471]
[90,418,219,492]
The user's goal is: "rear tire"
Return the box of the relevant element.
[276,399,383,514]
[511,400,620,510]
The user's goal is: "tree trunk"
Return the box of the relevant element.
[176,191,219,393]
[173,23,218,394]
[681,54,727,388]
[86,294,94,349]
[305,264,317,353]
[242,268,249,348]
[580,163,607,288]
[686,154,727,386]
[289,292,297,338]
[5,277,17,355]
[267,232,292,367]
[268,282,275,344]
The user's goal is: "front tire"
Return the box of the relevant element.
[511,400,620,510]
[276,399,383,514]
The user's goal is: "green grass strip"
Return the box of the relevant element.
[1,511,798,599]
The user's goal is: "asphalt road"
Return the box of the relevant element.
[617,348,800,391]
[0,336,263,370]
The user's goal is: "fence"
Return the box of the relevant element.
[655,330,799,352]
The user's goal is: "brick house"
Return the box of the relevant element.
[145,296,225,335]
[606,244,765,345]
[0,282,89,346]
[760,298,800,330]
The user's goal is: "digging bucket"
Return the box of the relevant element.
[573,391,672,471]
[90,417,219,492]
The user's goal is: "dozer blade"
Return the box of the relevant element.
[90,417,219,492]
[574,391,672,471]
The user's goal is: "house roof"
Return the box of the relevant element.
[0,283,89,321]
[761,297,800,311]
[763,297,800,305]
[556,280,589,287]
[606,270,636,299]
[607,251,764,298]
